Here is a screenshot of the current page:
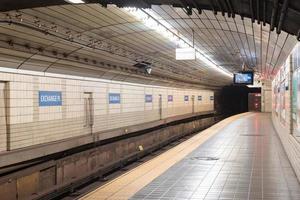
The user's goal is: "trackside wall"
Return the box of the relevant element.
[0,70,214,151]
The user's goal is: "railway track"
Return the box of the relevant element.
[0,113,223,200]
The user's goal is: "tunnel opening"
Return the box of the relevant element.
[218,85,261,116]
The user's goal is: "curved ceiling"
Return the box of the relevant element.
[0,3,297,87]
[2,0,300,37]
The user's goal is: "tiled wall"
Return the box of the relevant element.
[261,80,272,112]
[272,49,300,182]
[272,56,291,132]
[0,71,214,151]
[0,82,6,152]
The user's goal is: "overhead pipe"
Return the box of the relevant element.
[223,0,231,18]
[191,0,202,14]
[204,0,217,15]
[139,0,152,8]
[270,0,279,31]
[256,0,260,24]
[179,0,192,15]
[215,0,225,16]
[277,0,289,34]
[225,0,235,18]
[263,0,266,26]
[99,0,107,8]
[249,0,255,22]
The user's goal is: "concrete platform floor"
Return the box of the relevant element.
[81,113,300,200]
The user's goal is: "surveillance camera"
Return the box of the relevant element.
[133,61,152,75]
[145,66,152,75]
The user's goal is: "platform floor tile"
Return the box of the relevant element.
[80,113,250,200]
[130,113,300,200]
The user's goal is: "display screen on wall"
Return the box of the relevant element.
[184,95,189,101]
[39,91,62,107]
[109,93,121,104]
[168,95,173,102]
[233,71,254,85]
[145,94,153,103]
[198,96,202,101]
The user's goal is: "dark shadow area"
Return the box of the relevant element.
[216,85,261,116]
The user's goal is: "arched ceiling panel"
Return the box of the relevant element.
[1,0,300,37]
[0,3,298,87]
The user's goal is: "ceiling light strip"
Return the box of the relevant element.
[65,0,85,4]
[123,7,233,78]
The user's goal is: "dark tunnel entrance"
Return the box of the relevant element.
[217,85,261,116]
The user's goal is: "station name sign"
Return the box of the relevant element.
[184,95,189,101]
[39,91,62,106]
[109,93,121,104]
[145,94,153,103]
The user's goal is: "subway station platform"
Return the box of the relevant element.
[80,113,300,200]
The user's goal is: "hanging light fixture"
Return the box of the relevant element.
[65,0,85,4]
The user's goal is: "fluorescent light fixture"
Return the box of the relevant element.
[176,48,196,60]
[123,7,233,78]
[65,0,85,4]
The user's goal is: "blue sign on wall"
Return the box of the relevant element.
[210,96,214,100]
[184,95,189,101]
[198,96,202,101]
[109,93,121,104]
[168,95,173,102]
[39,91,62,107]
[145,94,153,103]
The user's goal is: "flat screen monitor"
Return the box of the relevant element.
[233,72,254,85]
